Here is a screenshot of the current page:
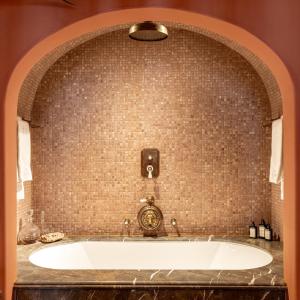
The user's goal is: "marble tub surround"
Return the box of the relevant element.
[13,286,286,300]
[14,236,286,299]
[16,236,284,285]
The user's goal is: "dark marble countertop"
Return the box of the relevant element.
[15,236,285,289]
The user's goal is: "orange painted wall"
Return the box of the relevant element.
[1,1,299,300]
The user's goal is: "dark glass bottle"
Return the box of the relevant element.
[265,224,273,241]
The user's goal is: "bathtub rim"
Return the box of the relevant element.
[28,239,274,271]
[16,236,284,287]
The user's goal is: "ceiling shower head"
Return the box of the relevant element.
[129,21,168,41]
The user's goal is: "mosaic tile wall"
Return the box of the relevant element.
[271,184,284,240]
[18,27,283,237]
[16,182,32,233]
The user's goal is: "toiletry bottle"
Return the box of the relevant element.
[17,209,41,244]
[258,219,266,239]
[249,222,257,239]
[265,224,273,241]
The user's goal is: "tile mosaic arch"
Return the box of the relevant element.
[18,22,282,121]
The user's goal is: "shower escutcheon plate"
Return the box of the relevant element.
[141,148,159,178]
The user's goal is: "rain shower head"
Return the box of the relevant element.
[129,21,168,41]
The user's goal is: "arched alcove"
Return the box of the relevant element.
[3,8,295,300]
[17,22,283,122]
[17,24,282,238]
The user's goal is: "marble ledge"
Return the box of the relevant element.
[16,235,285,288]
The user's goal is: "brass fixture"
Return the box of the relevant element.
[124,218,130,226]
[129,21,168,41]
[137,196,163,237]
[122,218,131,237]
[171,218,181,237]
[19,117,41,128]
[171,218,177,226]
[262,115,282,127]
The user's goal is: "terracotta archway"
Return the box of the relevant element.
[3,8,295,300]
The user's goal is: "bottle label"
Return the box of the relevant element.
[265,229,271,240]
[259,225,265,238]
[250,227,256,238]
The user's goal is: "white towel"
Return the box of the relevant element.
[280,175,284,200]
[17,117,32,200]
[269,116,283,184]
[16,165,24,200]
[17,181,25,200]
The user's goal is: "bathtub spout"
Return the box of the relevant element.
[171,218,181,237]
[122,218,131,237]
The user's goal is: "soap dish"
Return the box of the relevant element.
[40,232,64,243]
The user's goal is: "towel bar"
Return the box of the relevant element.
[263,115,282,127]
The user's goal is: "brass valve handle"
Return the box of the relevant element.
[140,195,155,206]
[137,195,162,236]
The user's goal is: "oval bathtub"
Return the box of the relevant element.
[29,240,273,270]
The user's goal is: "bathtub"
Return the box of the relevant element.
[29,240,273,270]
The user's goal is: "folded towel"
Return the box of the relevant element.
[17,117,32,182]
[269,116,283,184]
[17,181,24,200]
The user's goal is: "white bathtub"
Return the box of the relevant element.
[29,240,273,270]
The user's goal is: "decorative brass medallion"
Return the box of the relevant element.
[137,196,163,236]
[140,207,161,229]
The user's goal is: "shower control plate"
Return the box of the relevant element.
[141,148,159,178]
